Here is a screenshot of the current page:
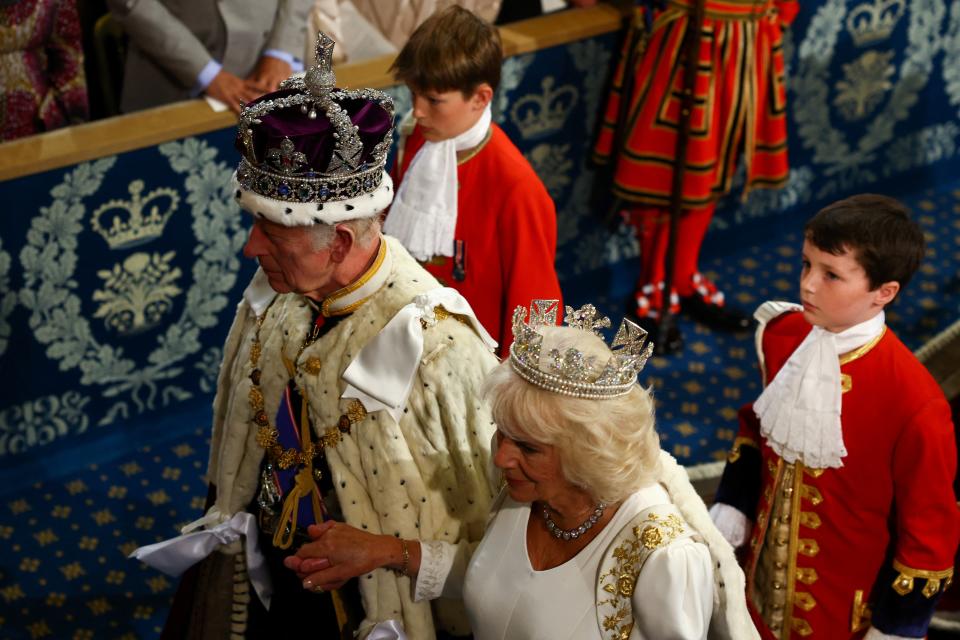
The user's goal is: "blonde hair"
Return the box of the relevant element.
[483,326,662,504]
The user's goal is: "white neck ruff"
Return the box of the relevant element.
[754,311,886,469]
[384,105,492,261]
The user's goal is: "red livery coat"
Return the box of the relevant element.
[720,310,959,639]
[393,123,562,353]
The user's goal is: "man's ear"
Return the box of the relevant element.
[329,225,356,263]
[469,83,494,110]
[873,280,900,307]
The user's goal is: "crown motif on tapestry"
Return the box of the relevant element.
[234,32,394,204]
[509,300,654,398]
[509,76,578,140]
[90,180,179,250]
[846,0,904,47]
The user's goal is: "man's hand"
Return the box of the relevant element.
[284,521,401,592]
[205,69,262,114]
[247,56,293,93]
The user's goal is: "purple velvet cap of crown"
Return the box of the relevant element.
[234,89,393,175]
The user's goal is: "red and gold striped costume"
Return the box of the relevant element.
[595,0,797,206]
[594,0,798,307]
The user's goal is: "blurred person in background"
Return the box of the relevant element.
[594,0,799,350]
[1,0,89,141]
[106,0,311,114]
[306,0,500,66]
[305,0,598,66]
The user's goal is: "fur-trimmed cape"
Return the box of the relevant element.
[655,452,759,640]
[207,236,499,638]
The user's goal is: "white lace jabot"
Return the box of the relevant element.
[754,310,885,469]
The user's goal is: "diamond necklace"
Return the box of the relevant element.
[541,502,606,541]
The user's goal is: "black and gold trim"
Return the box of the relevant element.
[890,560,954,597]
[728,435,759,463]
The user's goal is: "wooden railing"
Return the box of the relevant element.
[0,3,627,182]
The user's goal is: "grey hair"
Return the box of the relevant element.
[308,216,383,251]
[482,326,662,504]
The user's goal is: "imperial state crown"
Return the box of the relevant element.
[232,33,396,227]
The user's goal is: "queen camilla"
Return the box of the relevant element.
[289,300,758,639]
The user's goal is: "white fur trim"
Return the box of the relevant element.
[342,287,497,422]
[685,460,725,482]
[656,451,760,640]
[232,171,394,227]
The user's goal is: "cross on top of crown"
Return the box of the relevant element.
[305,32,337,98]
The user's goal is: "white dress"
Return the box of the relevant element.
[415,452,759,640]
[461,484,714,640]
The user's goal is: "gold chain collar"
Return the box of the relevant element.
[248,305,367,471]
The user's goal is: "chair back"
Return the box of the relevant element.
[92,12,127,117]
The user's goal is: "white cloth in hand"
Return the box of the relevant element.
[127,510,272,608]
[864,626,922,640]
[367,620,409,639]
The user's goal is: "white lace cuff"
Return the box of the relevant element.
[414,540,456,601]
[864,627,923,640]
[709,502,752,549]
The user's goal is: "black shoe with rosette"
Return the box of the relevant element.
[680,273,752,332]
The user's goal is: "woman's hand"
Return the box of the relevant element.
[283,521,406,592]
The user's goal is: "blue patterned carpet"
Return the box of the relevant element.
[2,185,959,638]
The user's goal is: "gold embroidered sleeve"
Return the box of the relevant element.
[596,510,690,639]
